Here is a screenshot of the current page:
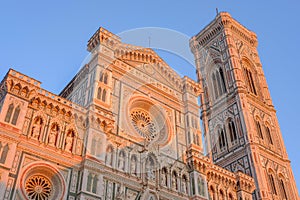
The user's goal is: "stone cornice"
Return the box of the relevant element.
[190,12,258,53]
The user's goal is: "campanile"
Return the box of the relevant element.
[190,12,299,200]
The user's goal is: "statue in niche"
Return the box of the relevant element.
[106,182,112,200]
[172,175,177,189]
[106,147,113,166]
[130,156,137,175]
[65,131,74,152]
[161,172,166,186]
[145,158,155,181]
[182,179,187,194]
[118,152,125,171]
[48,125,58,146]
[76,140,82,155]
[31,118,42,140]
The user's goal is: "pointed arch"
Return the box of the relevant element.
[103,73,108,84]
[228,118,238,143]
[5,103,14,123]
[255,119,264,139]
[102,89,106,102]
[264,124,273,145]
[97,87,102,99]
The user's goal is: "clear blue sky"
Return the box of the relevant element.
[0,0,299,190]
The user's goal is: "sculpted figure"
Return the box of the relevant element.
[65,133,74,152]
[48,126,58,146]
[32,123,41,140]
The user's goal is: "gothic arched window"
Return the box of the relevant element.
[102,89,106,102]
[264,125,273,145]
[244,67,257,95]
[278,178,288,199]
[103,73,108,84]
[99,71,103,82]
[228,119,238,143]
[5,103,14,123]
[212,73,219,98]
[268,173,277,195]
[97,87,102,100]
[218,128,227,151]
[212,67,227,100]
[11,106,20,125]
[256,120,264,139]
[219,68,227,93]
[86,173,98,194]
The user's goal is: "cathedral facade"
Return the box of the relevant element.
[0,12,297,200]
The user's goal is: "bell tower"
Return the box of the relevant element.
[190,12,299,200]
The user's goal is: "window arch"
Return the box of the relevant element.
[267,170,277,195]
[243,67,257,95]
[86,173,98,194]
[211,67,227,100]
[228,193,234,200]
[228,119,238,143]
[97,87,102,99]
[212,73,219,98]
[219,67,227,94]
[103,73,108,84]
[219,189,225,200]
[264,125,273,145]
[218,128,227,151]
[209,185,216,200]
[5,103,14,123]
[99,71,103,82]
[11,106,20,125]
[102,89,106,102]
[255,120,264,139]
[278,178,288,199]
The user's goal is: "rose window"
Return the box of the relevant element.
[130,109,158,141]
[25,175,52,200]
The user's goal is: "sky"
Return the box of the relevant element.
[0,0,299,191]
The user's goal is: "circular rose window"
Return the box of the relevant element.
[25,175,52,199]
[20,163,65,200]
[128,99,170,145]
[130,109,158,141]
